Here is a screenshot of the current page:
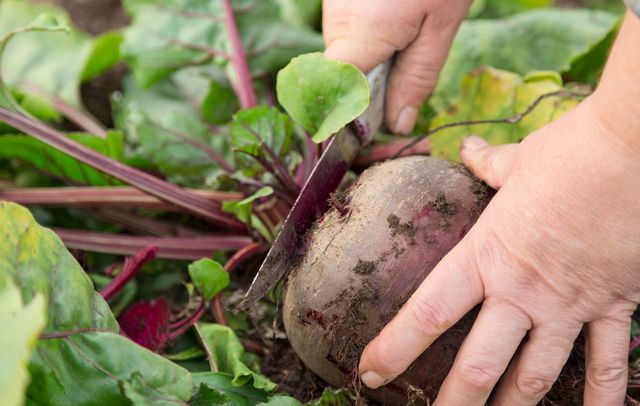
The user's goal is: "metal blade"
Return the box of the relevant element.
[237,59,392,311]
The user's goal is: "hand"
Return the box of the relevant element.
[358,92,640,404]
[322,0,472,135]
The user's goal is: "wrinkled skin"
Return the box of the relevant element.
[283,156,490,404]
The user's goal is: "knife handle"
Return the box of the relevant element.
[354,58,393,146]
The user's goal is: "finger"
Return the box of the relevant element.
[491,323,582,405]
[359,238,483,388]
[433,299,531,406]
[386,13,465,135]
[460,136,520,189]
[584,316,630,405]
[322,1,422,73]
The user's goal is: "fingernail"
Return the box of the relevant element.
[360,371,387,389]
[393,106,418,135]
[462,136,487,152]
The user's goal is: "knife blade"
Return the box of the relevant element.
[237,59,392,311]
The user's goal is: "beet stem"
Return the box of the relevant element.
[100,246,158,301]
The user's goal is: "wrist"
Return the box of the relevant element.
[588,12,640,154]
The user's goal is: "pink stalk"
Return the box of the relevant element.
[53,228,253,260]
[168,300,206,340]
[222,0,257,108]
[211,242,266,324]
[0,186,242,210]
[101,246,158,301]
[354,137,431,167]
[0,107,245,231]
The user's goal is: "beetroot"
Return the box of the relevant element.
[282,156,491,404]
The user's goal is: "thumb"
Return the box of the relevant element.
[460,136,519,189]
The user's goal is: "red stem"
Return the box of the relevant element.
[168,300,206,339]
[354,137,431,167]
[0,186,242,210]
[222,0,257,108]
[100,246,158,301]
[53,228,253,260]
[0,107,245,231]
[211,242,266,324]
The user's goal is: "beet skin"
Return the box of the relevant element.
[283,156,491,404]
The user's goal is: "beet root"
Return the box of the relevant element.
[283,156,492,404]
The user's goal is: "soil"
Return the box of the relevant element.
[33,0,129,127]
[352,259,377,275]
[34,0,129,35]
[261,340,327,402]
[386,214,417,240]
[431,191,457,215]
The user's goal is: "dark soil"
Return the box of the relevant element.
[386,214,417,240]
[261,340,327,402]
[34,0,129,127]
[431,191,457,215]
[34,0,129,35]
[352,259,377,275]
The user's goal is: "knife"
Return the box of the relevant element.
[237,59,393,311]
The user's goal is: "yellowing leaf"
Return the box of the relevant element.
[429,67,579,161]
[0,280,46,406]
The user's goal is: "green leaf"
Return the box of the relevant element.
[116,73,233,187]
[276,53,370,142]
[122,0,323,88]
[0,280,46,406]
[429,67,579,161]
[0,131,125,186]
[202,81,240,125]
[566,17,622,84]
[231,106,294,163]
[188,259,230,301]
[223,187,273,240]
[195,323,277,392]
[165,347,207,362]
[192,372,271,406]
[0,202,193,405]
[305,388,355,406]
[0,0,92,109]
[434,8,618,108]
[260,396,302,406]
[120,372,188,406]
[275,0,322,28]
[82,31,124,82]
[471,0,552,18]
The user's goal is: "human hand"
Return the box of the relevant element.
[322,0,472,135]
[357,89,640,404]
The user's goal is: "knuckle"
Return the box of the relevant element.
[515,373,555,398]
[458,359,502,392]
[586,363,627,392]
[408,295,453,336]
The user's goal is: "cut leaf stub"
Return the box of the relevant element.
[276,52,370,142]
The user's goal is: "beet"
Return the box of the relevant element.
[283,156,491,404]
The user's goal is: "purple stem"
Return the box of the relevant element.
[0,107,245,231]
[53,228,253,260]
[0,186,242,210]
[222,0,257,108]
[631,336,640,353]
[295,130,319,186]
[168,300,206,340]
[101,246,158,301]
[240,124,300,195]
